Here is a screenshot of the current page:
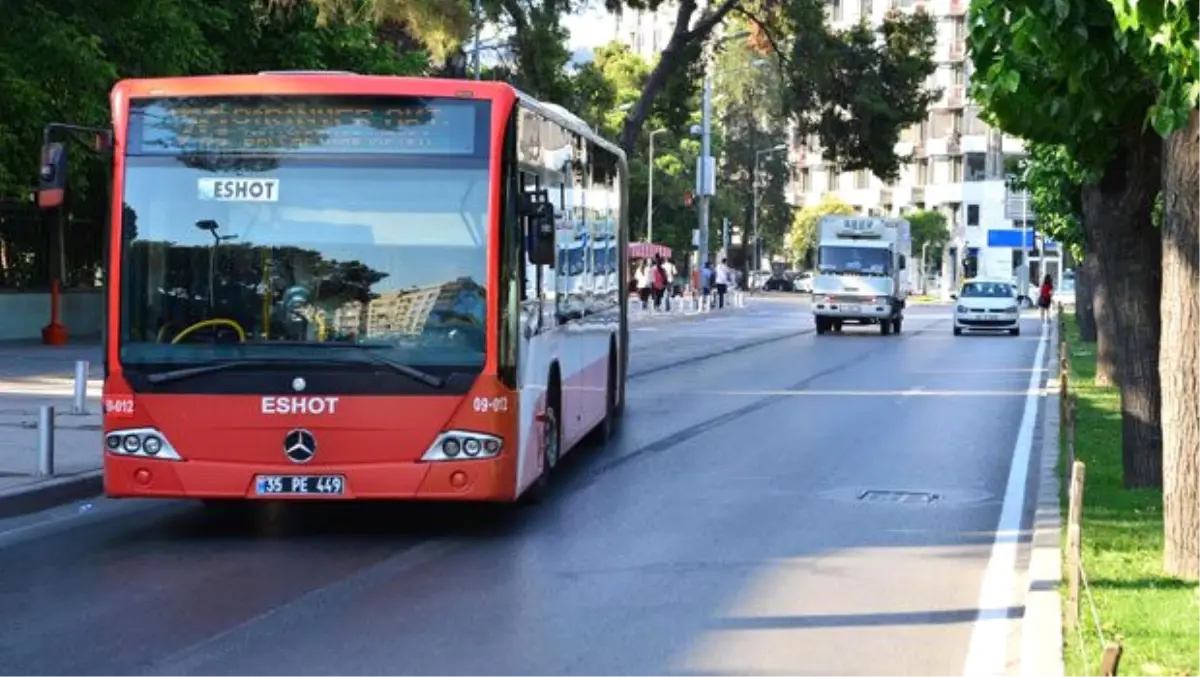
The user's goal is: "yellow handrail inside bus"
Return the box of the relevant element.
[169,318,247,344]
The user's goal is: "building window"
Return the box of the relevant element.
[916,160,930,186]
[860,0,873,19]
[965,152,986,181]
[826,171,837,192]
[831,0,844,20]
[855,170,870,189]
[930,111,956,138]
[950,157,964,182]
[967,204,980,226]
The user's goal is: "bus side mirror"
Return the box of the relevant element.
[949,292,958,300]
[37,142,68,209]
[522,195,556,267]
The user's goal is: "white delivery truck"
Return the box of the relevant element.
[811,215,912,336]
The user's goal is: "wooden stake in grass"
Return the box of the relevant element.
[1100,641,1123,676]
[1066,459,1086,634]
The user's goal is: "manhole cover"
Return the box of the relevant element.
[857,490,940,504]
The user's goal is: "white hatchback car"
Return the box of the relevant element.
[952,279,1022,336]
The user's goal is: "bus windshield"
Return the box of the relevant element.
[118,95,491,371]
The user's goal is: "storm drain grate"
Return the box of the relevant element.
[857,490,940,504]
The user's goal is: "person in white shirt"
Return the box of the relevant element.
[662,258,678,310]
[715,258,733,309]
[635,261,652,309]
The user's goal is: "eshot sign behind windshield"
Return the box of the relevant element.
[198,177,280,202]
[125,94,490,158]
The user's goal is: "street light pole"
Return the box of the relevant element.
[697,70,713,272]
[751,144,787,273]
[647,129,665,244]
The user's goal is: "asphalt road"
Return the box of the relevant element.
[0,297,1051,676]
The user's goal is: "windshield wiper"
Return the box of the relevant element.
[144,350,445,389]
[146,360,286,385]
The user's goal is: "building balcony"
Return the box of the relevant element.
[936,84,966,108]
[948,40,965,60]
[910,186,925,204]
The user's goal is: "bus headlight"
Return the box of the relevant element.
[104,428,183,461]
[422,430,503,462]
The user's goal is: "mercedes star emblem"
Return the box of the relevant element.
[284,428,317,464]
[292,377,307,393]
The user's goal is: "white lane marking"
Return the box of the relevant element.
[961,321,1048,676]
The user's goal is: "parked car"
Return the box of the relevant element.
[793,271,813,293]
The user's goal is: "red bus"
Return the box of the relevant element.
[37,72,630,503]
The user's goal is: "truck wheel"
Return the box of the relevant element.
[879,318,892,336]
[893,318,902,334]
[816,317,827,335]
[833,321,843,332]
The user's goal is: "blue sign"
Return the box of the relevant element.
[987,229,1037,248]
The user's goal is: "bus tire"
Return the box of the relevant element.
[587,349,618,446]
[523,373,562,505]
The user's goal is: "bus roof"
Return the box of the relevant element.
[110,72,626,161]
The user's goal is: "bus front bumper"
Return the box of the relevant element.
[103,454,515,502]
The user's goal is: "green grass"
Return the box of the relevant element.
[1060,312,1200,676]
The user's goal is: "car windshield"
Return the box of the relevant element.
[960,282,1015,298]
[817,246,891,275]
[118,94,491,370]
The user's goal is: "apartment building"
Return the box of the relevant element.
[788,0,1040,294]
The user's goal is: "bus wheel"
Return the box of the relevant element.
[587,352,618,446]
[524,386,561,504]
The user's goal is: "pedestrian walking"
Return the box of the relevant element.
[715,258,733,309]
[1037,274,1054,323]
[636,261,652,309]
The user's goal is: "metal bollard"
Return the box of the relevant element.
[72,360,89,415]
[38,405,55,476]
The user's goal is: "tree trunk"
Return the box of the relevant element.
[1074,253,1097,341]
[1080,128,1163,488]
[1160,107,1199,580]
[1092,256,1120,386]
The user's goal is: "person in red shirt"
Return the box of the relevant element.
[1037,274,1054,322]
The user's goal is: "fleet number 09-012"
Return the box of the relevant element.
[473,396,509,413]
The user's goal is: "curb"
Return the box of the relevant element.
[0,471,103,519]
[1019,322,1066,676]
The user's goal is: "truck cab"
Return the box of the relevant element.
[810,216,912,336]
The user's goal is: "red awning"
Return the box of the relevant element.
[629,242,673,259]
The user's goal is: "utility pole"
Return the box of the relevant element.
[697,69,714,271]
[647,129,666,244]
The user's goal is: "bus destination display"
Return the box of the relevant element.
[128,97,483,156]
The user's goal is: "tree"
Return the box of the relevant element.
[569,43,702,258]
[710,29,792,271]
[784,194,854,267]
[968,0,1164,488]
[903,209,949,274]
[1108,0,1200,579]
[1015,144,1121,386]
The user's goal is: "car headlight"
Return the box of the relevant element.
[105,427,183,461]
[957,305,967,313]
[1003,305,1019,313]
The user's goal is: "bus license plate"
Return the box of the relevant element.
[255,475,345,496]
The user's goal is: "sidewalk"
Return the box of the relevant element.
[0,340,104,518]
[628,292,753,326]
